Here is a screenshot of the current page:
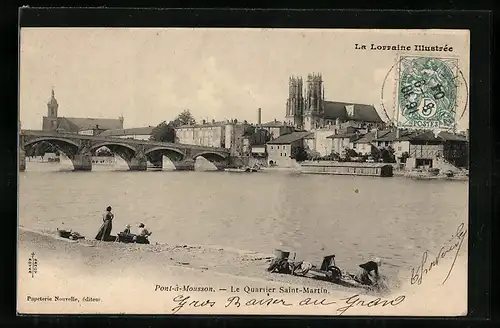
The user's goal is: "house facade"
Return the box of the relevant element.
[259,119,295,140]
[174,120,254,156]
[376,130,469,169]
[326,127,363,156]
[266,131,312,167]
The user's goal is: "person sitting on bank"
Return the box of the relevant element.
[355,258,382,286]
[137,223,152,238]
[116,224,133,243]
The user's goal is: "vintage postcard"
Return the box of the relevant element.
[18,27,469,316]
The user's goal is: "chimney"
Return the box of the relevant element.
[212,119,215,124]
[202,119,206,124]
[396,128,400,139]
[375,129,379,139]
[257,108,262,125]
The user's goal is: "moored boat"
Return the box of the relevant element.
[300,161,394,177]
[225,166,261,173]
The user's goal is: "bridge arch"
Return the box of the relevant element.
[145,146,184,157]
[24,137,80,155]
[91,142,139,163]
[193,151,228,162]
[90,142,137,153]
[144,146,185,164]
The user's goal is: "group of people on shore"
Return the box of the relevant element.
[95,206,152,243]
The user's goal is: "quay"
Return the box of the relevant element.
[300,161,394,177]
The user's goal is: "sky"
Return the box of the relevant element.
[19,28,470,131]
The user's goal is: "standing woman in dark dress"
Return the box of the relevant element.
[95,206,114,241]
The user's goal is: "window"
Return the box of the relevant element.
[277,145,280,149]
[271,146,273,150]
[280,153,283,156]
[284,153,287,157]
[397,146,402,151]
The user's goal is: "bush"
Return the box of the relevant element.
[291,147,309,162]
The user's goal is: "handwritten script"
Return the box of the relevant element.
[410,222,467,286]
[170,294,405,315]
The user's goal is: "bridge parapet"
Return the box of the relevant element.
[19,130,232,172]
[20,130,230,155]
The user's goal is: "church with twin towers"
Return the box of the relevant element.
[285,73,385,131]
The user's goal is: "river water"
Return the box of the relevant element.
[18,160,468,281]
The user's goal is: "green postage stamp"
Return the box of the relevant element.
[396,56,460,131]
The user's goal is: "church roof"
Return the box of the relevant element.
[60,117,124,131]
[323,101,383,123]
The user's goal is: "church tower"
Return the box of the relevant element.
[47,88,59,117]
[46,88,59,130]
[304,73,324,130]
[285,76,304,128]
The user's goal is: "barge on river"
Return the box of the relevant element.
[300,161,394,177]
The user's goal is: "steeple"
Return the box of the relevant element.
[47,87,59,118]
[285,75,305,128]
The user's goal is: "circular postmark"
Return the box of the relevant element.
[380,56,468,130]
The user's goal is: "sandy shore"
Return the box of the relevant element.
[18,227,371,293]
[17,227,467,316]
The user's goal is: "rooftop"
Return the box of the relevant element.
[266,131,313,144]
[261,120,286,127]
[323,101,384,123]
[393,130,468,142]
[176,120,251,129]
[99,126,155,137]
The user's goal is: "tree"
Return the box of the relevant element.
[400,151,410,164]
[150,121,176,143]
[370,147,382,162]
[172,109,196,127]
[341,147,358,162]
[291,146,309,162]
[381,146,396,163]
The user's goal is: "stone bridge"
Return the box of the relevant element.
[19,130,232,171]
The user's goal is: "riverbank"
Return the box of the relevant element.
[18,227,371,314]
[17,227,468,315]
[18,227,378,294]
